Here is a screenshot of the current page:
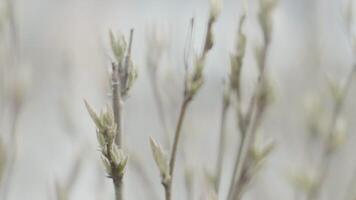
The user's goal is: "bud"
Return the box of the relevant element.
[84,100,102,129]
[84,100,117,150]
[124,61,138,96]
[258,0,278,43]
[251,134,275,165]
[149,137,170,183]
[101,156,113,176]
[328,117,347,151]
[210,0,222,21]
[110,29,137,98]
[109,30,127,63]
[111,146,128,176]
[326,75,343,103]
[288,168,318,192]
[230,14,246,91]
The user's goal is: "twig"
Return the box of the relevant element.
[214,85,231,192]
[163,98,190,200]
[87,29,135,200]
[306,65,356,200]
[113,29,134,148]
[227,1,277,198]
[162,3,220,198]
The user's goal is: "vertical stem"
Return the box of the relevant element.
[306,65,356,200]
[232,108,265,200]
[164,183,171,200]
[227,134,244,200]
[112,62,123,148]
[106,142,123,200]
[111,29,134,200]
[214,96,230,192]
[163,98,190,200]
[113,178,123,200]
[227,34,270,200]
[169,99,190,178]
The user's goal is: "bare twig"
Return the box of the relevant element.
[227,1,277,199]
[160,2,221,199]
[214,85,231,192]
[306,65,356,200]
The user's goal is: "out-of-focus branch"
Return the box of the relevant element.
[214,84,231,192]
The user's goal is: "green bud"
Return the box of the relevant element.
[149,137,170,183]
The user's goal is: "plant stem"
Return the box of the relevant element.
[169,98,190,176]
[214,93,230,192]
[105,142,123,200]
[231,108,265,200]
[227,133,245,200]
[227,32,270,200]
[163,98,190,200]
[164,183,171,200]
[112,62,123,148]
[111,29,134,200]
[227,104,265,200]
[306,65,356,200]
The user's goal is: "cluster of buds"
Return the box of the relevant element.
[303,94,348,153]
[184,0,221,101]
[238,134,275,192]
[230,14,246,95]
[85,101,128,179]
[250,134,275,169]
[109,30,137,99]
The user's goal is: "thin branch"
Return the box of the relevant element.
[214,86,231,192]
[109,29,134,200]
[113,29,134,148]
[306,65,356,200]
[226,1,277,198]
[163,98,190,200]
[112,61,123,148]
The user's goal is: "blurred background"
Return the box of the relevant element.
[0,0,356,199]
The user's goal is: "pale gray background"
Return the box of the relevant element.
[0,0,356,199]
